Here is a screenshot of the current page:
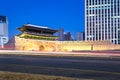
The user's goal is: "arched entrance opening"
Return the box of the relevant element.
[39,45,45,51]
[50,46,56,52]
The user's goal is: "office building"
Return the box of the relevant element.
[85,0,120,44]
[63,32,72,41]
[58,28,64,41]
[76,32,85,41]
[0,16,8,47]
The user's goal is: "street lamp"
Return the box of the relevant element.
[91,44,93,51]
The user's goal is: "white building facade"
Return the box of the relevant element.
[0,16,8,47]
[85,0,120,44]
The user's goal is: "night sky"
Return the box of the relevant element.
[0,0,85,38]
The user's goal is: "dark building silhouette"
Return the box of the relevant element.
[63,32,72,41]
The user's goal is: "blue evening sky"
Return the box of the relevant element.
[0,0,85,38]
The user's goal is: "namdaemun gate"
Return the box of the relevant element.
[5,24,120,51]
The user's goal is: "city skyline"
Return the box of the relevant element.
[0,0,85,38]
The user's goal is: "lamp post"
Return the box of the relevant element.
[91,44,93,51]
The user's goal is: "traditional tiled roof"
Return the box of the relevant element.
[17,24,58,33]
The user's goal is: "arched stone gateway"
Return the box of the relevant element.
[39,45,45,51]
[15,36,120,51]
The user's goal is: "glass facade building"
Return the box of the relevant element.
[85,0,120,44]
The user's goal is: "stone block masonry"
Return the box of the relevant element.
[14,36,120,52]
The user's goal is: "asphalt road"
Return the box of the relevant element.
[0,55,120,79]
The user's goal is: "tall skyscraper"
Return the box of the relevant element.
[0,16,8,47]
[85,0,120,44]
